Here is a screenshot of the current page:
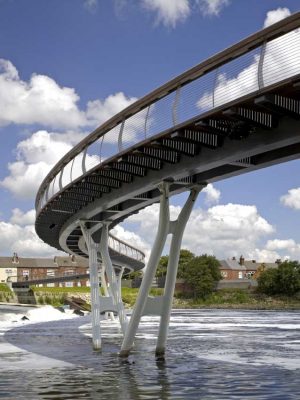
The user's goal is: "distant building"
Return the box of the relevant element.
[219,255,279,281]
[0,253,89,287]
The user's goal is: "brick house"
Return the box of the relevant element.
[0,253,89,287]
[219,256,279,281]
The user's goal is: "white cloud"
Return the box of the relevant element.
[125,201,274,260]
[111,225,151,261]
[280,188,300,210]
[0,59,137,131]
[0,59,86,129]
[0,220,61,257]
[83,0,98,12]
[197,7,299,112]
[196,0,230,17]
[0,131,72,199]
[10,208,36,226]
[263,7,291,28]
[203,183,220,205]
[86,92,138,128]
[142,0,190,28]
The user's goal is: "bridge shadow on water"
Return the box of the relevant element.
[3,311,300,399]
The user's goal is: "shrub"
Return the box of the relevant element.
[257,261,300,296]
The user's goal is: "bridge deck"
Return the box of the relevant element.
[35,13,300,261]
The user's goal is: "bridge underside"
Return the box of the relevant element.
[36,80,300,260]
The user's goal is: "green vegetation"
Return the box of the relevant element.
[182,254,222,299]
[257,261,300,296]
[173,288,300,309]
[156,249,194,278]
[121,287,163,307]
[31,286,91,294]
[0,283,12,293]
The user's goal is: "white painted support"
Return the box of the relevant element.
[79,222,101,350]
[99,224,128,334]
[156,187,201,356]
[100,265,115,321]
[120,182,170,357]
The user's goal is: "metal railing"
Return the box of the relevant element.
[36,13,300,214]
[108,233,145,262]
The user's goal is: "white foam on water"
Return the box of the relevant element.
[0,305,80,370]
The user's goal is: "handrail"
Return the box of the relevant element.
[109,233,145,261]
[35,12,300,212]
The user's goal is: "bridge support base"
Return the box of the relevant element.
[120,183,201,357]
[80,222,102,350]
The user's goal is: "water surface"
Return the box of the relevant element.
[0,308,299,399]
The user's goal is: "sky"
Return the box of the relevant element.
[1,0,300,263]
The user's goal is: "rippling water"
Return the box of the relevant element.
[0,307,299,399]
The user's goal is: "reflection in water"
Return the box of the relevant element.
[1,309,300,399]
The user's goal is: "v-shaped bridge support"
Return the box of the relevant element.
[120,182,203,357]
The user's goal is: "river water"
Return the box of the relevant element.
[0,306,299,399]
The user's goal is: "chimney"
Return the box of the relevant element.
[12,252,19,264]
[239,255,245,265]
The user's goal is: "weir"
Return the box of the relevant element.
[34,13,300,355]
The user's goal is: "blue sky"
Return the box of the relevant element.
[0,0,300,262]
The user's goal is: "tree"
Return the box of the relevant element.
[155,249,195,278]
[257,260,300,296]
[183,254,222,299]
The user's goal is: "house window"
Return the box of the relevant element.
[47,283,55,287]
[238,271,243,279]
[246,271,255,279]
[65,282,73,287]
[86,280,90,287]
[22,270,29,276]
[47,269,55,277]
[65,269,74,276]
[5,269,13,275]
[221,271,228,278]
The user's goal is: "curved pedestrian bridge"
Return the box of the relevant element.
[35,13,300,355]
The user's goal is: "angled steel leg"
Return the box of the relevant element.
[120,182,170,357]
[100,265,115,321]
[80,222,101,350]
[99,223,128,334]
[156,187,201,356]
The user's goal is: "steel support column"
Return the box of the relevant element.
[100,264,115,321]
[120,182,170,356]
[80,222,101,350]
[99,224,128,334]
[155,186,201,356]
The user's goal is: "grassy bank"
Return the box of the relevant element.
[0,283,14,303]
[1,286,299,309]
[173,289,300,310]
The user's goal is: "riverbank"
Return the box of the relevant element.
[1,286,299,310]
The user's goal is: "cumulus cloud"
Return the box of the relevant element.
[196,0,230,17]
[197,7,298,111]
[111,225,151,261]
[125,201,274,260]
[0,220,62,257]
[0,59,85,129]
[10,208,36,226]
[0,131,72,199]
[86,92,138,128]
[263,7,291,28]
[142,0,190,28]
[0,59,137,131]
[280,188,300,210]
[203,183,221,205]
